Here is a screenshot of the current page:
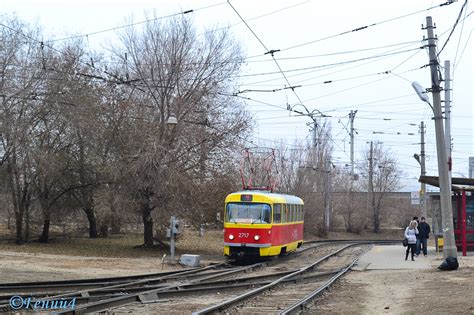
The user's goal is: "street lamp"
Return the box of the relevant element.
[166,114,178,125]
[413,151,427,218]
[412,81,458,264]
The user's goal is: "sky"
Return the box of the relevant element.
[1,0,473,192]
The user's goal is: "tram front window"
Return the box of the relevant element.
[226,203,271,224]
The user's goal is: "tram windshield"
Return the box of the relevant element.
[225,203,271,224]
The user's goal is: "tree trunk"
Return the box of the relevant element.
[39,202,51,243]
[110,202,121,234]
[83,207,98,238]
[373,208,380,233]
[15,212,24,244]
[24,205,30,242]
[39,218,50,243]
[139,193,154,247]
[142,205,154,247]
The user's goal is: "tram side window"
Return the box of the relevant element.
[262,204,271,223]
[290,204,294,222]
[282,204,287,223]
[273,204,281,223]
[297,205,301,221]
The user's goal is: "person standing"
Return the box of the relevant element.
[405,220,418,261]
[416,216,431,256]
[413,216,420,255]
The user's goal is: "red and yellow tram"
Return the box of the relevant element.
[223,190,304,258]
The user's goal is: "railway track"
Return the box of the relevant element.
[192,243,364,314]
[0,240,398,314]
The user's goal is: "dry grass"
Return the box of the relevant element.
[0,223,402,259]
[0,224,224,258]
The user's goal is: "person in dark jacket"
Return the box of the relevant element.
[416,216,431,256]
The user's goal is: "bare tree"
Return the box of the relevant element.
[332,169,367,233]
[44,43,107,239]
[275,142,306,194]
[269,120,333,237]
[0,17,46,242]
[357,142,402,233]
[110,17,250,246]
[299,120,333,236]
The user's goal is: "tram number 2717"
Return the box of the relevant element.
[239,232,249,238]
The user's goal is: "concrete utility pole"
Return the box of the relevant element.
[368,141,374,216]
[324,159,332,232]
[349,110,358,178]
[425,16,457,259]
[420,122,427,218]
[444,60,452,189]
[312,117,318,150]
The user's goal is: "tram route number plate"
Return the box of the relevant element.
[239,233,249,238]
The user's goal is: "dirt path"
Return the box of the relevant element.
[0,250,182,282]
[309,254,474,314]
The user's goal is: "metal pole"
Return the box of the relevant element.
[368,141,374,228]
[349,110,357,178]
[425,16,457,259]
[420,121,427,218]
[324,160,331,231]
[444,60,452,189]
[312,117,318,150]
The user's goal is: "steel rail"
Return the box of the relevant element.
[0,267,235,301]
[0,262,227,312]
[0,269,342,306]
[0,268,257,302]
[192,243,356,315]
[302,239,399,245]
[1,270,340,306]
[53,261,269,314]
[0,268,191,291]
[279,258,359,314]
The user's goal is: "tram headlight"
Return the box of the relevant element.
[229,234,234,240]
[254,235,260,241]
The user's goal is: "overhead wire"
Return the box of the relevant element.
[234,47,422,79]
[48,2,226,43]
[437,0,469,56]
[453,4,471,67]
[227,0,324,117]
[241,42,423,87]
[242,40,423,63]
[271,1,456,54]
[3,2,471,181]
